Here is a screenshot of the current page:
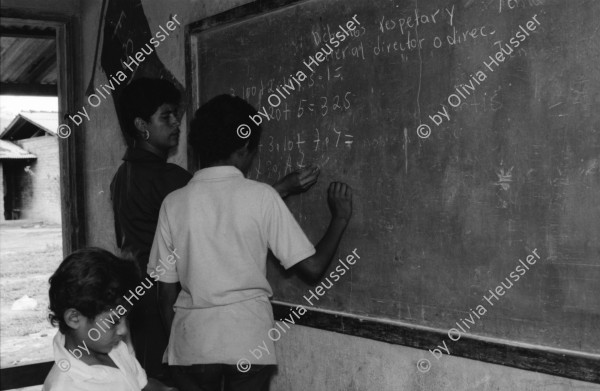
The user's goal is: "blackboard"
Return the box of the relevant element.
[187,0,600,378]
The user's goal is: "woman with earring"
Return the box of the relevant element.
[110,78,320,386]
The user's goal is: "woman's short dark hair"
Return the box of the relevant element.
[188,95,262,168]
[48,247,139,333]
[118,78,181,140]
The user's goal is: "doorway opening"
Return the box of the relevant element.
[0,11,84,390]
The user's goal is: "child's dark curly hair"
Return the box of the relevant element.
[188,94,262,168]
[48,247,140,333]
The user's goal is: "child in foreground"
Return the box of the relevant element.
[43,247,177,391]
[148,95,353,390]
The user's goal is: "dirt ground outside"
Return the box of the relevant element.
[0,220,63,375]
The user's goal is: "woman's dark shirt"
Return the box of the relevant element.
[110,148,192,271]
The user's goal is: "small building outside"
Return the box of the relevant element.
[0,111,60,224]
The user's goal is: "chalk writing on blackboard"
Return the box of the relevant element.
[417,14,541,139]
[192,0,600,361]
[237,15,363,139]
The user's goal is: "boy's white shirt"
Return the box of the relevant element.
[43,331,148,391]
[147,166,316,366]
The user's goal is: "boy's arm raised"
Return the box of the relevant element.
[293,182,352,282]
[272,165,320,198]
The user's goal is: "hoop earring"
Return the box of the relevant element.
[143,130,150,141]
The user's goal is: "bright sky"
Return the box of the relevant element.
[0,95,59,132]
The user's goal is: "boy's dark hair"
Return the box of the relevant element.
[48,247,139,333]
[188,94,262,168]
[118,77,181,140]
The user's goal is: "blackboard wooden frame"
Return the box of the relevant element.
[272,302,599,383]
[185,0,600,384]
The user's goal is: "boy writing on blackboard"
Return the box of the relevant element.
[147,94,353,390]
[111,78,320,381]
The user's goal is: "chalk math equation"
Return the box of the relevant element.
[253,124,354,181]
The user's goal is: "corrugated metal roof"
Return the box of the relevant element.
[0,111,58,140]
[1,37,56,83]
[0,25,57,96]
[0,139,37,160]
